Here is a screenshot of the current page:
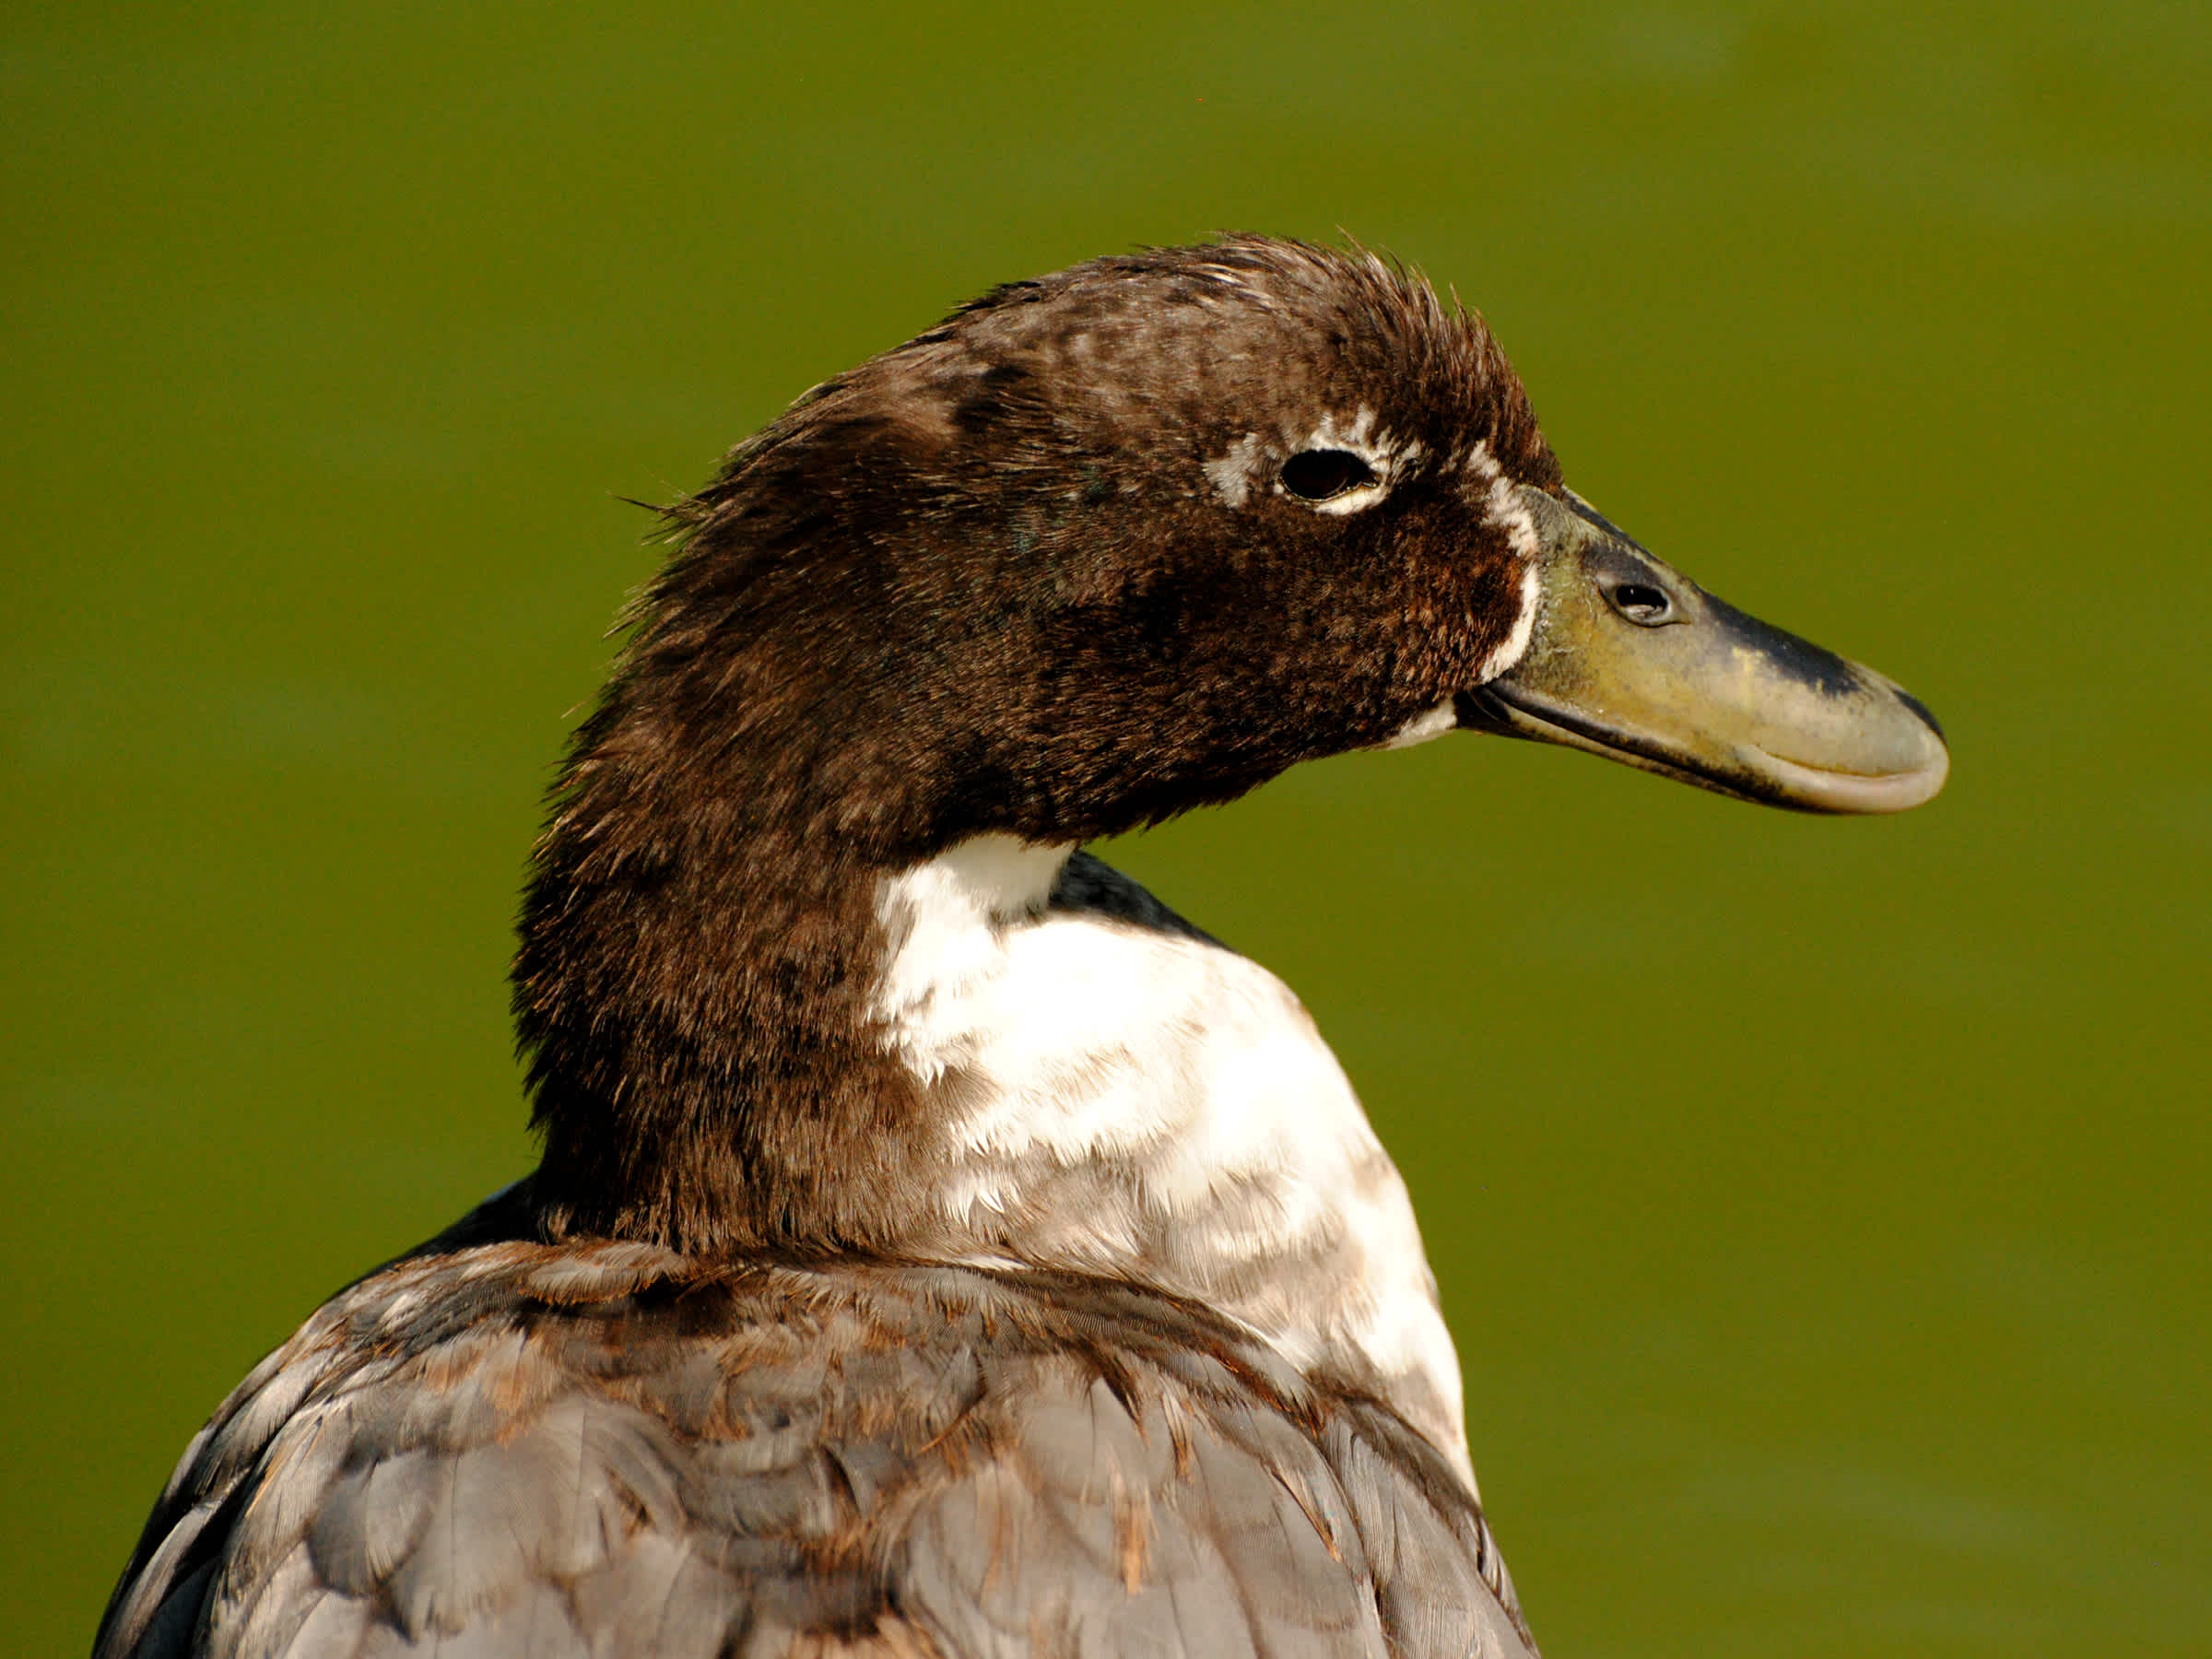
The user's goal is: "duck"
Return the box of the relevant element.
[94,236,1947,1659]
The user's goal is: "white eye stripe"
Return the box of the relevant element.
[1291,458,1392,516]
[1281,406,1423,514]
[1303,481,1389,515]
[1205,406,1428,514]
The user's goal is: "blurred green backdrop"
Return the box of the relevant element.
[5,2,2206,1653]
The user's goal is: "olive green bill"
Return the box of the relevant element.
[1459,488,1949,814]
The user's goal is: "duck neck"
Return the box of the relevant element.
[515,711,940,1253]
[520,785,1471,1476]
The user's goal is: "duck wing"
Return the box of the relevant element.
[96,1241,1535,1658]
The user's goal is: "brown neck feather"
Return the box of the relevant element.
[510,538,966,1255]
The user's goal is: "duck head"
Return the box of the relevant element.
[634,237,1941,847]
[517,236,1947,1250]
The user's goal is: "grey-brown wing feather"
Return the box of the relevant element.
[97,1241,1535,1658]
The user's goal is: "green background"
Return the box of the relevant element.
[6,3,2205,1653]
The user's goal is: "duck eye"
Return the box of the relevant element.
[1610,582,1673,623]
[1280,449,1377,501]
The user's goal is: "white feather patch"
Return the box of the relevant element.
[1206,406,1433,518]
[1383,699,1459,749]
[1205,432,1265,508]
[1292,405,1422,516]
[1465,440,1542,682]
[874,836,1473,1483]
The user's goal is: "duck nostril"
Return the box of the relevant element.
[1610,582,1671,623]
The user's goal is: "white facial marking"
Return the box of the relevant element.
[1383,699,1459,750]
[874,841,1473,1483]
[1288,405,1423,516]
[1465,440,1543,682]
[1205,431,1265,509]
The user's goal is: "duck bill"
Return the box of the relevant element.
[1457,489,1948,813]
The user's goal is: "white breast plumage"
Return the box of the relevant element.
[874,833,1473,1483]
